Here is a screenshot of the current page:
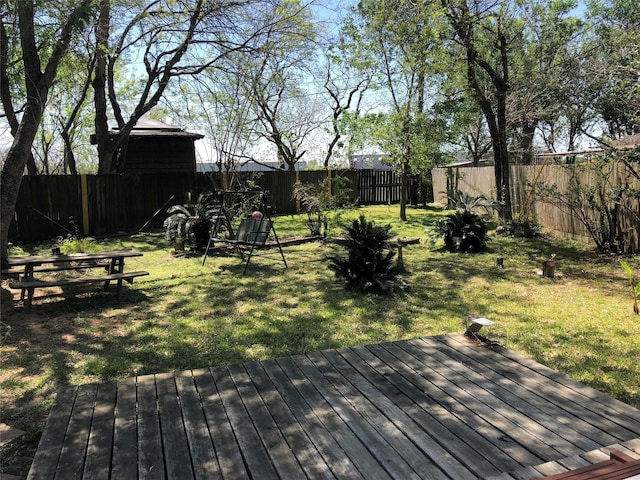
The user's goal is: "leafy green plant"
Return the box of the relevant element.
[501,216,541,238]
[620,260,640,314]
[163,192,219,251]
[533,147,640,254]
[59,216,100,253]
[432,211,490,253]
[60,236,99,254]
[431,191,492,253]
[327,215,401,294]
[293,176,352,236]
[446,189,497,215]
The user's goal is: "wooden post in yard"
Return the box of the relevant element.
[295,170,300,211]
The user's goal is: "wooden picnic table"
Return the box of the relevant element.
[5,250,148,311]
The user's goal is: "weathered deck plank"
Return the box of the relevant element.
[211,365,280,479]
[440,334,640,436]
[83,381,116,479]
[258,359,363,479]
[399,339,577,458]
[243,361,336,480]
[486,437,640,479]
[352,343,508,475]
[192,367,245,479]
[433,335,616,449]
[27,334,640,479]
[156,372,195,479]
[55,384,97,478]
[275,356,388,479]
[137,373,165,479]
[174,370,220,479]
[111,377,137,479]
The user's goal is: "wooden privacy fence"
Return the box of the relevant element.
[9,169,421,243]
[432,163,640,253]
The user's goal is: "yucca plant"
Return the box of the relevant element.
[327,215,401,294]
[447,189,497,215]
[430,190,493,253]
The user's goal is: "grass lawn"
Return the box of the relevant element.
[1,204,639,477]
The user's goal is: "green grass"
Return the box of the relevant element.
[1,204,639,477]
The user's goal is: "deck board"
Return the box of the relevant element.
[27,334,640,479]
[83,382,116,479]
[433,335,613,449]
[136,374,165,479]
[440,335,640,436]
[111,377,137,479]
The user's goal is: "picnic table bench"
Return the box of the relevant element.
[4,250,148,312]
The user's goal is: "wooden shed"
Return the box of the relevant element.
[104,117,204,174]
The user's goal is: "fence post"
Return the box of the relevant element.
[295,170,300,212]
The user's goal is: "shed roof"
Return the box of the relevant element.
[110,116,204,139]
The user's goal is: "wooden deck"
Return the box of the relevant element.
[27,334,640,479]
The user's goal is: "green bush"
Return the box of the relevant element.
[58,216,100,253]
[502,217,541,238]
[163,192,219,250]
[433,210,489,253]
[432,190,492,253]
[293,176,352,236]
[60,236,99,254]
[327,215,401,294]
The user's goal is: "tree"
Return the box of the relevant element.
[507,0,586,162]
[91,0,305,174]
[247,54,324,170]
[92,0,210,173]
[0,0,94,267]
[235,1,321,171]
[319,34,372,168]
[347,0,448,220]
[587,0,640,138]
[441,0,518,221]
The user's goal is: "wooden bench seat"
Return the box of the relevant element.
[2,261,111,278]
[9,271,149,311]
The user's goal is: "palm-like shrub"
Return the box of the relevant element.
[433,210,489,253]
[433,190,492,253]
[327,215,400,294]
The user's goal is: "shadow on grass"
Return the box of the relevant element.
[4,209,637,479]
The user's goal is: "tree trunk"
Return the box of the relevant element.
[519,122,536,165]
[61,129,78,175]
[1,0,92,265]
[400,162,408,221]
[26,153,38,175]
[496,89,513,221]
[0,104,43,267]
[94,0,112,174]
[444,0,513,222]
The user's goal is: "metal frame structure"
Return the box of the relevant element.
[202,190,287,274]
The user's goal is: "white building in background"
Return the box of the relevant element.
[197,161,309,172]
[349,154,393,170]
